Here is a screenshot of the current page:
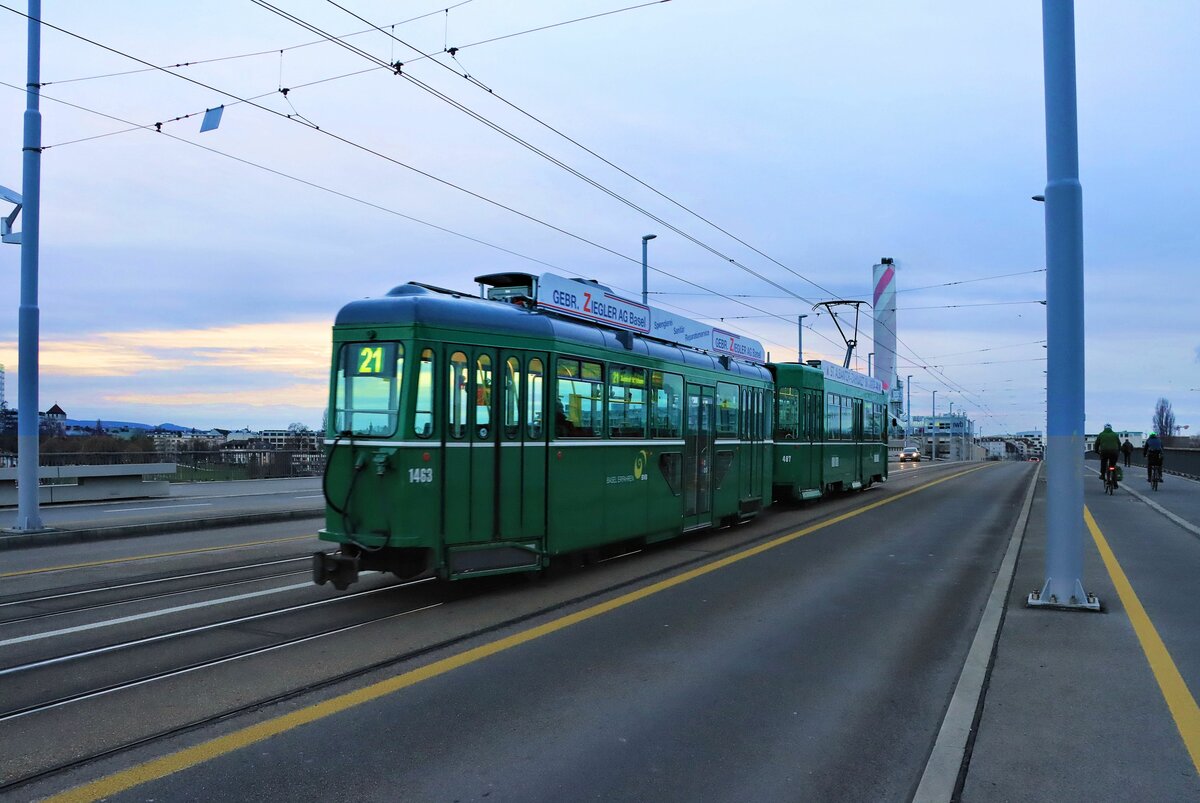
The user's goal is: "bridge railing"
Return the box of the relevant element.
[0,450,326,482]
[1126,447,1200,479]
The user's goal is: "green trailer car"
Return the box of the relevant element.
[771,361,889,502]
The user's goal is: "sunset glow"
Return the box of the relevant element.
[0,321,329,378]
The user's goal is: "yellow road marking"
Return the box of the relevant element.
[0,534,318,578]
[48,464,993,803]
[1086,506,1200,775]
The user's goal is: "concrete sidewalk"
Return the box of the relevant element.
[960,470,1200,800]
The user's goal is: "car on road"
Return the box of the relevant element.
[899,446,922,462]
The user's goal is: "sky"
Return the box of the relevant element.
[0,0,1196,435]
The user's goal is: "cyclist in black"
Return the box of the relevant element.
[1094,423,1121,485]
[1144,432,1164,483]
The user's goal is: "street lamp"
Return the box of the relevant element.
[868,352,875,377]
[6,3,46,534]
[906,374,913,446]
[950,403,960,460]
[641,234,657,306]
[797,313,808,362]
[932,390,938,461]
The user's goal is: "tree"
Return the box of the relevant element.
[1153,397,1177,444]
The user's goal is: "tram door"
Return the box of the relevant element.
[684,384,715,530]
[444,347,500,544]
[497,350,547,542]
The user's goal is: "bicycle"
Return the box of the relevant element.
[1103,463,1118,495]
[1150,462,1163,492]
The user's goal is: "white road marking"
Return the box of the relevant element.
[102,503,213,514]
[0,581,312,647]
[293,494,325,499]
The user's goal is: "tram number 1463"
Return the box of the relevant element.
[408,468,434,483]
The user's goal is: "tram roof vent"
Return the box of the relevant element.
[475,272,537,305]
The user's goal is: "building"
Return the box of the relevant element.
[906,413,977,460]
[1085,430,1145,452]
[0,362,5,407]
[39,403,67,437]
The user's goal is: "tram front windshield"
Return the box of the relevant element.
[335,342,403,436]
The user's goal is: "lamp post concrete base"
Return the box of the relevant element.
[1026,577,1100,611]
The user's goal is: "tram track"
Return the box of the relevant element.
[0,562,315,627]
[0,554,315,609]
[0,573,412,676]
[0,591,442,724]
[0,463,988,796]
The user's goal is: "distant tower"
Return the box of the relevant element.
[0,363,5,407]
[872,258,901,420]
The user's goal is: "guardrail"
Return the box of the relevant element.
[0,463,176,504]
[1126,447,1200,479]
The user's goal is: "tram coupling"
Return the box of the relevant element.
[313,551,360,590]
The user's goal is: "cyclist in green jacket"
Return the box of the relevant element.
[1094,424,1122,484]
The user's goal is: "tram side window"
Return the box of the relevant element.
[716,382,739,438]
[752,389,763,439]
[475,355,493,436]
[825,393,840,440]
[739,388,749,440]
[555,358,603,438]
[841,396,854,440]
[775,387,799,440]
[764,390,773,440]
[650,371,683,438]
[526,358,544,439]
[504,356,521,439]
[609,365,647,438]
[335,342,403,436]
[852,399,863,440]
[413,348,435,438]
[448,351,468,439]
[807,391,822,440]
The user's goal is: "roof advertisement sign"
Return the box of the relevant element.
[537,273,650,333]
[537,273,765,364]
[711,328,767,363]
[816,361,884,394]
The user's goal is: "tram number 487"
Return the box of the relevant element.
[408,468,434,484]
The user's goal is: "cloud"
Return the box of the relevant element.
[102,381,325,409]
[0,321,329,378]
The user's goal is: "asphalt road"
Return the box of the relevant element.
[15,461,1033,802]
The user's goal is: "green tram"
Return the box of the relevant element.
[314,272,886,589]
[772,362,890,502]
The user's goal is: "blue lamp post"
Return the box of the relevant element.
[1029,0,1097,610]
[9,0,45,533]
